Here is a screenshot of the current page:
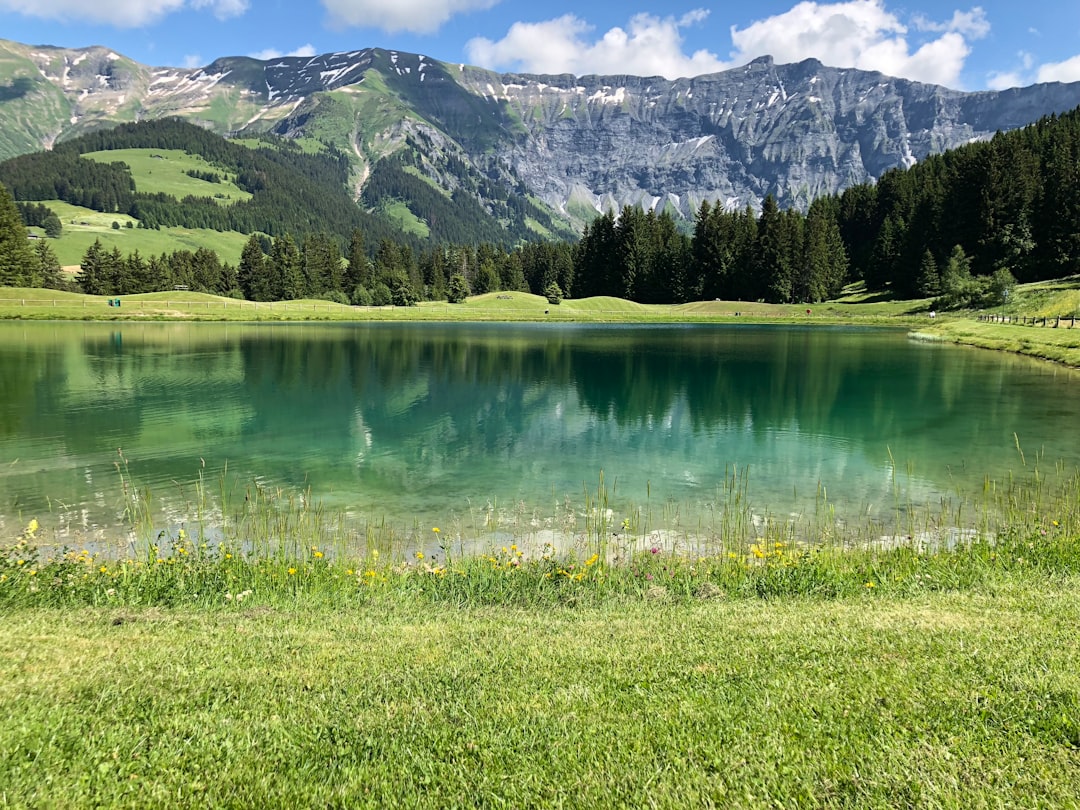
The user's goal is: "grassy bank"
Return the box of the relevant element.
[921,318,1080,368]
[919,275,1080,368]
[0,286,928,324]
[2,539,1078,807]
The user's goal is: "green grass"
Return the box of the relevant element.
[81,148,252,203]
[922,275,1080,367]
[2,527,1079,807]
[26,201,250,266]
[381,199,430,237]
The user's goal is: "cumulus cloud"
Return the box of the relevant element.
[320,0,498,35]
[465,10,727,79]
[0,0,246,27]
[727,0,987,87]
[987,49,1080,89]
[1037,55,1080,84]
[250,44,319,61]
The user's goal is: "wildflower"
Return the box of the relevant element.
[432,527,440,534]
[865,582,876,589]
[415,551,425,560]
[372,549,379,559]
[25,518,39,537]
[225,553,233,560]
[288,567,297,576]
[178,528,187,541]
[313,551,324,559]
[99,565,108,574]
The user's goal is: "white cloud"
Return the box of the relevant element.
[250,44,318,61]
[320,0,498,35]
[0,0,247,27]
[191,0,248,20]
[912,7,989,39]
[1037,54,1080,84]
[182,54,203,68]
[465,10,727,79]
[987,49,1078,89]
[727,0,986,87]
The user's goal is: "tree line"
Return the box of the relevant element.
[4,105,1080,306]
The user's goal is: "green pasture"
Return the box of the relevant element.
[81,148,252,204]
[27,200,249,266]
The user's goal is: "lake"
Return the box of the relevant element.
[2,321,1078,546]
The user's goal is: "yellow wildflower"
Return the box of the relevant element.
[288,567,297,576]
[25,518,39,537]
[432,527,440,534]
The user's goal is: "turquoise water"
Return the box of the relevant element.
[2,321,1078,541]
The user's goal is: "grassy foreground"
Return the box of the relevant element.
[1,585,1079,808]
[3,510,1080,807]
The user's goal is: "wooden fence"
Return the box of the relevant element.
[977,314,1078,328]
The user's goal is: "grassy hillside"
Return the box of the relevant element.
[81,148,253,204]
[27,201,250,266]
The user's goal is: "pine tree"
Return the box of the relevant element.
[345,228,369,292]
[238,233,267,301]
[916,250,941,297]
[271,234,304,300]
[76,240,107,295]
[0,180,36,287]
[33,239,62,290]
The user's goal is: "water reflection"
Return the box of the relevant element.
[1,321,1078,535]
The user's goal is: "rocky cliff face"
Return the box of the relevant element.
[452,56,1080,220]
[3,38,1080,229]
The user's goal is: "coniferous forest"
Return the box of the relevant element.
[1,107,1079,307]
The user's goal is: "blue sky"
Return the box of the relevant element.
[1,0,1077,90]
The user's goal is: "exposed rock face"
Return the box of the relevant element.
[3,39,1080,228]
[453,56,1080,219]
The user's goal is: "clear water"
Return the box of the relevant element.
[2,321,1078,540]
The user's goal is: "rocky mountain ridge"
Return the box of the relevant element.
[3,38,1080,231]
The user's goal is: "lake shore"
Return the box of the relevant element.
[4,286,1078,367]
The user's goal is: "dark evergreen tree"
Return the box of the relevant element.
[238,233,268,301]
[33,239,63,290]
[75,239,107,295]
[0,180,35,287]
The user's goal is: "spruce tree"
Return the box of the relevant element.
[33,239,62,290]
[0,180,36,287]
[238,233,267,301]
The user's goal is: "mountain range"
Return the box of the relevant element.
[3,37,1080,237]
